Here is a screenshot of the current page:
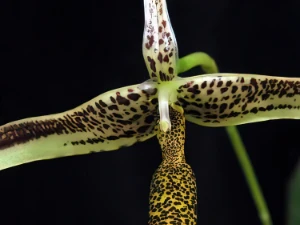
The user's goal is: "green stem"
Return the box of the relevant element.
[178,52,272,225]
[226,126,272,225]
[177,52,219,74]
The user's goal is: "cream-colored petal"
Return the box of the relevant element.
[0,84,159,170]
[173,73,300,126]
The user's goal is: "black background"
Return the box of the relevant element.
[0,0,299,225]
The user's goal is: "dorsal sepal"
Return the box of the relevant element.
[143,0,178,82]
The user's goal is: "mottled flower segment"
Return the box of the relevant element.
[143,0,180,132]
[149,108,197,224]
[174,74,300,126]
[143,0,178,82]
[0,84,159,170]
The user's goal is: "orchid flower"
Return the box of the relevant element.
[0,0,299,224]
[1,1,300,170]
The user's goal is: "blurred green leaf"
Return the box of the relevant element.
[288,162,300,225]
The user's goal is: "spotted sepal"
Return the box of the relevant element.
[142,0,178,82]
[0,84,159,170]
[174,73,300,126]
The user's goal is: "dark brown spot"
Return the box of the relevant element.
[219,103,227,114]
[116,95,130,106]
[200,81,207,89]
[130,107,137,112]
[140,105,149,112]
[95,102,101,109]
[163,55,169,62]
[207,89,214,95]
[231,86,238,94]
[145,35,154,49]
[242,103,247,111]
[115,119,130,126]
[110,96,116,103]
[234,98,241,105]
[87,105,96,114]
[99,100,107,107]
[137,125,151,133]
[108,105,119,111]
[220,87,228,94]
[241,86,248,92]
[127,93,141,101]
[217,81,223,87]
[158,52,163,63]
[226,80,233,87]
[130,114,142,121]
[145,115,155,124]
[112,113,123,119]
[147,56,156,73]
[229,102,235,109]
[211,104,218,109]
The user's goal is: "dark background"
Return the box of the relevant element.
[0,0,299,224]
